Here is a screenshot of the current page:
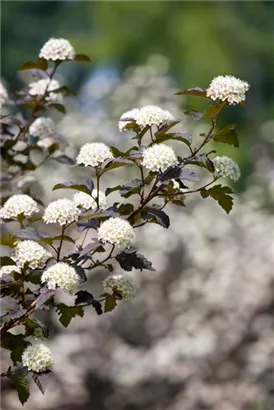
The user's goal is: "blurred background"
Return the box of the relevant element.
[1,1,274,410]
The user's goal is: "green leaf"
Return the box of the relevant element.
[0,235,17,247]
[25,318,49,338]
[53,85,75,96]
[52,181,90,194]
[200,184,234,214]
[203,101,227,119]
[56,303,84,327]
[154,132,192,147]
[0,257,16,266]
[105,184,121,196]
[36,58,48,70]
[47,103,66,114]
[103,293,117,313]
[9,375,30,405]
[118,203,134,215]
[18,61,40,71]
[212,124,239,147]
[74,53,91,62]
[41,235,74,245]
[176,87,208,98]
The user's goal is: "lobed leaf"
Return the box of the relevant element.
[212,124,239,147]
[141,206,170,228]
[200,184,234,214]
[56,303,84,327]
[9,375,30,405]
[116,248,155,272]
[52,181,90,194]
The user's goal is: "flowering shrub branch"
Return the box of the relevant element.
[0,38,249,404]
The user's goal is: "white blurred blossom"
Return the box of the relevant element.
[29,117,56,139]
[206,75,249,105]
[135,105,174,128]
[73,190,107,210]
[39,38,75,61]
[142,143,178,172]
[103,273,137,301]
[76,142,114,167]
[11,241,52,269]
[0,194,39,220]
[28,78,63,102]
[0,80,8,105]
[213,156,241,181]
[43,198,80,226]
[98,217,136,247]
[22,343,54,372]
[0,265,21,277]
[41,262,79,295]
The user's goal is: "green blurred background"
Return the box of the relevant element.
[1,0,274,202]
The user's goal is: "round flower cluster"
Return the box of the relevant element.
[118,108,140,131]
[0,81,8,105]
[142,143,178,172]
[206,75,249,105]
[98,217,136,248]
[0,265,21,277]
[76,142,114,167]
[11,240,52,269]
[135,105,174,128]
[22,343,53,373]
[0,194,39,220]
[212,156,241,181]
[39,38,75,61]
[29,117,56,139]
[41,262,79,295]
[73,190,107,211]
[103,273,137,301]
[43,198,80,226]
[28,78,63,102]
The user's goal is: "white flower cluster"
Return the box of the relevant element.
[206,75,249,105]
[73,190,107,211]
[118,108,140,131]
[0,194,39,220]
[213,156,241,181]
[22,343,54,372]
[103,273,137,301]
[28,78,63,102]
[39,38,75,61]
[76,142,114,167]
[41,262,79,295]
[11,241,52,269]
[98,217,136,248]
[0,265,21,277]
[29,117,56,139]
[142,143,178,172]
[119,105,174,130]
[43,198,80,226]
[0,81,8,105]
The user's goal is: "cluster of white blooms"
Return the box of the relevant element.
[206,75,249,105]
[22,343,54,372]
[103,273,137,301]
[39,38,75,61]
[28,78,63,102]
[76,142,114,167]
[142,143,178,172]
[212,156,241,181]
[135,105,174,128]
[0,80,8,105]
[0,194,39,220]
[118,108,140,131]
[98,217,136,248]
[73,190,107,211]
[29,117,56,139]
[0,265,21,277]
[43,198,80,225]
[41,262,79,295]
[11,241,52,269]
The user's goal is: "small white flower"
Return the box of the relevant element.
[103,273,137,301]
[98,217,136,248]
[29,117,56,139]
[41,262,79,295]
[206,75,249,105]
[22,343,53,372]
[142,143,178,172]
[37,137,57,150]
[39,38,75,61]
[0,81,8,106]
[135,105,174,128]
[73,190,107,211]
[118,108,140,131]
[43,198,80,226]
[11,241,52,269]
[0,265,21,277]
[0,194,39,220]
[28,78,63,102]
[76,142,114,167]
[212,156,241,181]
